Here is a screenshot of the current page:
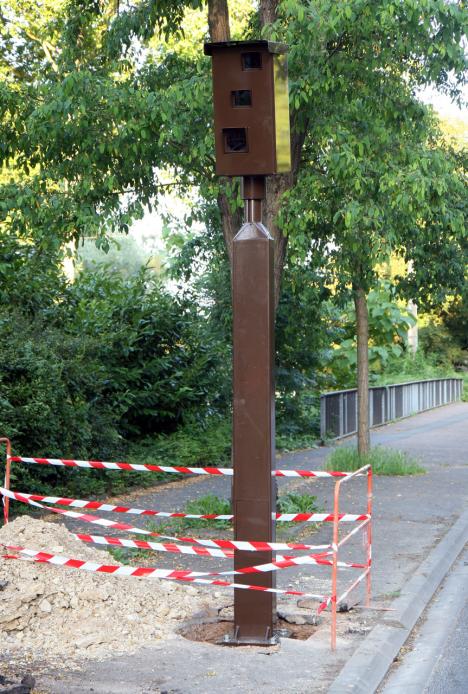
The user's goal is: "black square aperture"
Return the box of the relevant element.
[231,90,252,107]
[241,52,262,70]
[223,128,248,153]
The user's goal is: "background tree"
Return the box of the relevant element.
[271,2,466,453]
[3,0,464,280]
[1,0,466,461]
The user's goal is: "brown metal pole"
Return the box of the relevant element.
[230,175,277,644]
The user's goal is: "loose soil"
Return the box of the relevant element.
[0,516,221,665]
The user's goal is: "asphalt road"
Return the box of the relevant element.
[426,591,468,693]
[381,546,468,694]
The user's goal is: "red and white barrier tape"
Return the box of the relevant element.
[7,456,352,478]
[72,533,363,571]
[0,545,329,603]
[0,488,331,552]
[74,533,334,563]
[75,533,235,558]
[17,491,369,523]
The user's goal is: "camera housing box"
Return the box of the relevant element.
[204,40,291,177]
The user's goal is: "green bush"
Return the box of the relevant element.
[442,291,468,351]
[59,268,231,438]
[0,266,232,497]
[373,349,456,386]
[0,311,124,494]
[0,231,66,316]
[275,267,337,443]
[419,322,465,368]
[461,373,468,402]
[128,417,232,469]
[275,385,320,447]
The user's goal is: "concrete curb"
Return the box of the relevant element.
[381,547,468,692]
[328,508,468,694]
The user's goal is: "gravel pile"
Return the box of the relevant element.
[0,516,216,660]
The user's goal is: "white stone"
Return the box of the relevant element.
[39,599,52,613]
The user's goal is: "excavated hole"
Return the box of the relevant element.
[179,617,317,644]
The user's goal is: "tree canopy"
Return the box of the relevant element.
[1,1,465,269]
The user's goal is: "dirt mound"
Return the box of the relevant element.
[0,516,216,661]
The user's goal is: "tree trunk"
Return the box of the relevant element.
[264,174,292,309]
[208,0,237,264]
[354,287,370,456]
[259,0,278,25]
[207,0,231,42]
[217,190,243,264]
[407,299,418,354]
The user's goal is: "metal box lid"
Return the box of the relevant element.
[204,40,288,56]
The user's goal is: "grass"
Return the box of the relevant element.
[106,491,324,564]
[276,431,319,452]
[160,492,322,530]
[326,445,425,476]
[276,492,323,536]
[182,494,232,530]
[277,492,321,515]
[107,495,233,562]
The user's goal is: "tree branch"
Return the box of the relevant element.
[0,13,59,72]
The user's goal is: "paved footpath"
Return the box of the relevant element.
[16,402,468,692]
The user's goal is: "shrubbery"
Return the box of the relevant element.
[1,235,463,499]
[0,265,231,495]
[0,312,121,453]
[1,270,231,451]
[419,322,466,369]
[59,269,231,438]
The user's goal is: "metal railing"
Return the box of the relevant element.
[320,377,463,440]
